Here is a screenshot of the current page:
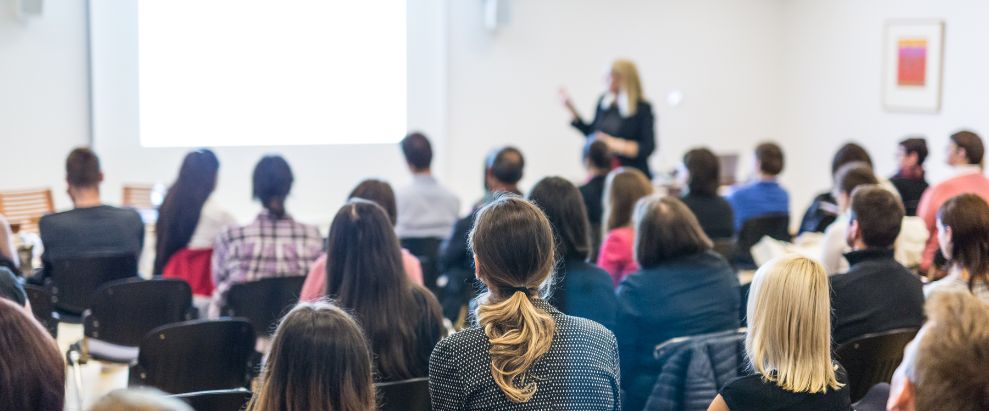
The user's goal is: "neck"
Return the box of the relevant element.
[71,187,101,208]
[588,167,609,178]
[851,240,869,251]
[756,173,776,182]
[411,168,432,177]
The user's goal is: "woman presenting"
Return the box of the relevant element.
[562,59,656,179]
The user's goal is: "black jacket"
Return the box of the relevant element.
[572,97,656,178]
[889,172,929,217]
[682,192,735,239]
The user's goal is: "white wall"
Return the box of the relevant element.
[0,0,89,209]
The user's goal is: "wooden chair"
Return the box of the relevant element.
[122,184,156,210]
[0,188,54,234]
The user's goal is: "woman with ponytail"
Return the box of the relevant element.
[209,155,323,317]
[429,195,620,410]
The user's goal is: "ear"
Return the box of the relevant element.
[847,219,861,245]
[98,171,105,183]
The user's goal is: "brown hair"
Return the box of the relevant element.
[849,186,903,249]
[830,143,873,176]
[247,301,376,411]
[834,162,878,196]
[0,298,64,411]
[937,194,989,292]
[950,130,985,165]
[66,147,102,188]
[914,290,989,411]
[683,147,721,196]
[348,179,397,225]
[603,167,653,233]
[400,132,433,170]
[755,142,785,176]
[634,195,713,267]
[469,196,557,403]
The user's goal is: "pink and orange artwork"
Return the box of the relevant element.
[897,38,927,87]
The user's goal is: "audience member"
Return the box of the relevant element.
[395,132,461,241]
[889,137,930,216]
[320,199,442,381]
[830,186,924,345]
[430,196,620,409]
[37,148,143,282]
[299,179,424,302]
[579,139,614,258]
[727,142,789,232]
[154,149,236,304]
[0,214,18,273]
[917,130,989,272]
[247,301,376,411]
[210,155,322,317]
[0,298,64,411]
[798,143,874,234]
[528,176,617,329]
[438,146,524,321]
[617,195,740,410]
[818,163,880,274]
[708,255,851,411]
[679,147,735,239]
[0,267,27,308]
[88,388,192,411]
[926,194,989,302]
[597,167,653,285]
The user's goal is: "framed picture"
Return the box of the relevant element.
[883,20,945,113]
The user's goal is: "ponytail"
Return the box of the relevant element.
[477,290,556,403]
[265,196,287,219]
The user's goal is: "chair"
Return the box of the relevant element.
[78,278,193,363]
[401,237,442,292]
[738,282,751,326]
[173,389,253,411]
[130,319,257,394]
[122,184,156,210]
[0,188,54,234]
[732,213,791,269]
[645,329,747,411]
[223,276,306,336]
[24,284,58,337]
[836,328,919,403]
[47,254,138,320]
[377,377,431,411]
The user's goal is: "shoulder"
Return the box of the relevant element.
[721,373,770,399]
[636,100,654,114]
[559,313,615,340]
[433,325,487,361]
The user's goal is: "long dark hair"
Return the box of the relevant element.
[154,149,219,274]
[0,299,65,411]
[528,177,591,310]
[247,301,376,411]
[324,199,442,381]
[938,194,989,291]
[253,155,294,219]
[683,148,720,196]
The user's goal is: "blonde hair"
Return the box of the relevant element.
[746,255,842,394]
[603,167,654,234]
[611,59,644,116]
[470,196,557,403]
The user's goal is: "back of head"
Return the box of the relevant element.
[66,147,102,188]
[583,139,613,170]
[487,146,525,186]
[834,162,879,196]
[849,185,904,249]
[252,155,294,219]
[603,167,653,231]
[469,196,557,403]
[89,388,193,411]
[950,130,985,165]
[528,177,591,262]
[348,179,397,225]
[755,142,785,176]
[746,255,840,394]
[899,137,929,166]
[634,195,712,268]
[0,298,64,411]
[248,301,376,411]
[401,132,433,170]
[937,194,989,289]
[831,143,873,176]
[611,59,643,115]
[155,149,220,274]
[683,147,720,196]
[914,290,989,411]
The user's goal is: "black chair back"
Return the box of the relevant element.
[84,278,193,347]
[224,276,305,336]
[377,377,431,411]
[733,213,791,268]
[130,319,256,394]
[49,254,138,315]
[173,389,253,411]
[400,237,442,292]
[24,284,58,337]
[836,328,919,403]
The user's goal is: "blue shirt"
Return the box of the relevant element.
[726,180,790,230]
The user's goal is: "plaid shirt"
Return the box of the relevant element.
[209,211,322,317]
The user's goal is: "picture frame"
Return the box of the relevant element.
[882,20,945,113]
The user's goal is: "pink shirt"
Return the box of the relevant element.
[597,226,639,286]
[299,249,423,302]
[916,170,989,271]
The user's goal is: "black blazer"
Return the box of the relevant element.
[681,192,735,239]
[572,96,657,178]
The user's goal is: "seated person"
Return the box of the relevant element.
[925,194,989,303]
[679,147,734,239]
[727,142,789,233]
[395,132,461,243]
[597,167,653,285]
[798,143,877,234]
[579,139,613,257]
[830,186,924,345]
[889,137,929,216]
[37,148,143,282]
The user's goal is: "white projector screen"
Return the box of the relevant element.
[138,0,406,147]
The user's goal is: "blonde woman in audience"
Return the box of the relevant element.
[0,298,64,411]
[247,301,376,411]
[88,388,192,411]
[927,193,989,302]
[597,167,653,285]
[430,196,620,409]
[708,255,851,411]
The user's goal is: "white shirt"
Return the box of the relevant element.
[187,198,238,249]
[925,271,989,304]
[395,174,461,239]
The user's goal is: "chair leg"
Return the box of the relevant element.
[67,349,85,410]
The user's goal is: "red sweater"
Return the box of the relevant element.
[916,171,989,271]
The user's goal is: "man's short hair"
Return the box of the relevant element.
[849,185,903,249]
[487,146,525,185]
[755,142,784,176]
[899,137,929,165]
[951,130,984,165]
[834,162,878,195]
[831,143,873,176]
[583,140,612,170]
[66,147,101,188]
[400,132,432,170]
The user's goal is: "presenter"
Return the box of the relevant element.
[561,59,656,179]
